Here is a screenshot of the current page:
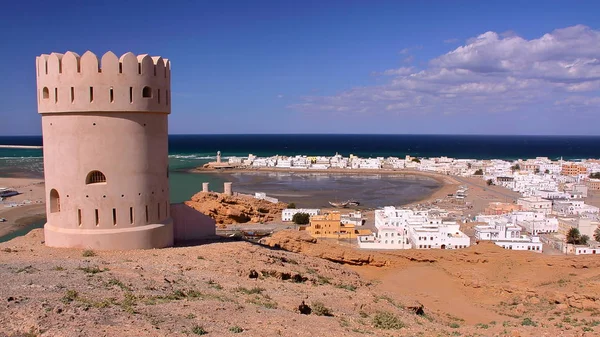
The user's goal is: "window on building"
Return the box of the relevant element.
[42,87,49,99]
[86,171,106,184]
[49,189,60,213]
[142,86,152,98]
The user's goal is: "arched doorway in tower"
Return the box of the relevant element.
[440,244,446,249]
[50,189,60,213]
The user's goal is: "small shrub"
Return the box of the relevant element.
[52,266,65,271]
[197,256,204,260]
[82,250,96,257]
[316,275,331,285]
[78,266,106,274]
[191,325,208,335]
[450,323,460,329]
[336,284,356,292]
[61,290,79,304]
[373,311,405,330]
[236,286,265,295]
[186,313,196,319]
[476,323,489,329]
[312,301,333,316]
[106,278,131,291]
[521,318,537,327]
[229,326,244,333]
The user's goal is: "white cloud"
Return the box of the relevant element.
[291,25,600,118]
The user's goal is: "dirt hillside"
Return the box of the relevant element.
[1,230,600,336]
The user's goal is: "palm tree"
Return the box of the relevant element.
[580,235,590,245]
[566,228,581,245]
[594,227,600,242]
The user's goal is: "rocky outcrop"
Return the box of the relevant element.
[184,191,287,225]
[262,230,389,267]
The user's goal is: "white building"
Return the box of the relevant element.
[281,208,321,222]
[407,222,471,249]
[360,206,470,250]
[517,197,553,214]
[509,211,558,234]
[474,218,543,253]
[553,200,599,216]
[341,211,364,227]
[357,226,411,250]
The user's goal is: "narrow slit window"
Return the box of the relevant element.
[153,65,156,76]
[54,88,58,103]
[158,89,161,103]
[129,87,133,103]
[166,90,169,106]
[89,87,94,102]
[157,202,161,219]
[119,63,123,73]
[109,87,114,103]
[165,201,168,217]
[45,62,48,74]
[138,63,141,74]
[70,87,74,103]
[130,207,134,224]
[145,205,149,223]
[95,209,99,226]
[112,208,117,226]
[78,209,82,226]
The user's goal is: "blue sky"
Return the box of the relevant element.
[1,0,599,135]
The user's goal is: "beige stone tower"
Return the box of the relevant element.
[36,51,173,249]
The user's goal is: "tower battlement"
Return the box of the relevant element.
[36,51,171,114]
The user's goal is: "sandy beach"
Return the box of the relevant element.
[0,177,46,237]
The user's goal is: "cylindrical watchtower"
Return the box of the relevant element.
[36,51,173,249]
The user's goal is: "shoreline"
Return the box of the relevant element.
[190,166,460,185]
[0,145,43,149]
[0,177,46,239]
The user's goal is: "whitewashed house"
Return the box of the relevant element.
[474,218,543,253]
[281,208,321,222]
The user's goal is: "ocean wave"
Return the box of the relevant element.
[0,156,43,160]
[169,154,232,160]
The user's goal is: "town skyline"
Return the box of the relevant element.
[1,0,599,135]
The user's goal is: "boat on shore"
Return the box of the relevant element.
[328,200,360,208]
[0,188,19,198]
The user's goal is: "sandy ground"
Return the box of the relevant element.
[0,178,46,237]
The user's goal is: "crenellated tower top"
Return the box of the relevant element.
[36,51,171,114]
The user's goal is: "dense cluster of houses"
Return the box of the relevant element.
[261,152,600,255]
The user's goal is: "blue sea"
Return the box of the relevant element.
[2,134,600,204]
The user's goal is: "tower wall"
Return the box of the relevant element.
[37,51,173,250]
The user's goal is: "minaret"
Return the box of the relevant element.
[36,51,173,249]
